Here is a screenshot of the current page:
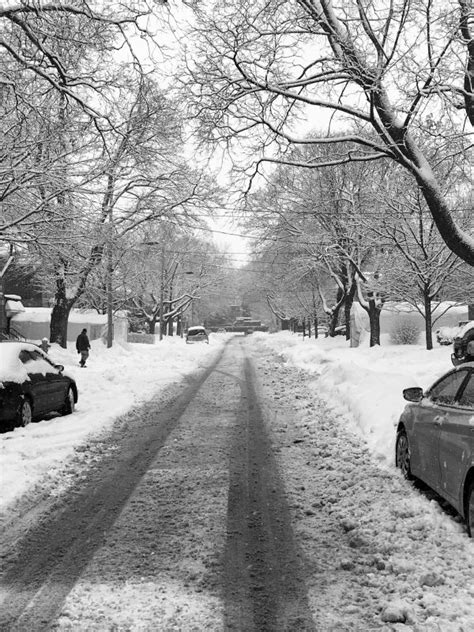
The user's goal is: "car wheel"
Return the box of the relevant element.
[395,429,413,480]
[467,482,474,538]
[62,387,75,415]
[17,399,32,428]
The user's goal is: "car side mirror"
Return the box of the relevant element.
[55,364,65,372]
[403,387,424,402]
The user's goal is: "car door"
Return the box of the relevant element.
[29,350,67,412]
[436,371,474,511]
[19,350,49,415]
[411,369,469,489]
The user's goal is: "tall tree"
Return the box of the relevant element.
[1,1,162,234]
[371,174,470,349]
[190,1,474,264]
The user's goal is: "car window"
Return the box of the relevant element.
[458,373,474,407]
[428,370,469,405]
[19,349,58,374]
[19,350,33,364]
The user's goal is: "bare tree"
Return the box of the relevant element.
[241,143,383,337]
[372,178,469,349]
[190,1,474,264]
[1,1,169,241]
[0,2,164,118]
[28,79,215,346]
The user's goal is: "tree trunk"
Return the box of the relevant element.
[148,319,156,335]
[328,304,343,336]
[328,288,344,336]
[0,275,7,337]
[424,291,433,350]
[50,300,71,348]
[302,318,306,338]
[367,299,382,347]
[344,281,356,341]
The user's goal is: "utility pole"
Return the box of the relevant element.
[106,207,114,348]
[159,242,165,341]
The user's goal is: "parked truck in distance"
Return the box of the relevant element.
[230,317,268,334]
[206,316,269,334]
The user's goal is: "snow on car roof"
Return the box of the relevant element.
[457,321,474,338]
[0,341,44,383]
[187,326,206,332]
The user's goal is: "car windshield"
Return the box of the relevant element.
[0,343,40,383]
[19,349,58,375]
[428,370,469,405]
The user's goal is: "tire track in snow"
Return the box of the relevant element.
[224,352,316,631]
[0,345,228,631]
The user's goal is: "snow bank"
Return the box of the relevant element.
[254,331,453,463]
[0,335,227,509]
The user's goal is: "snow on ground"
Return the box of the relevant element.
[1,330,474,629]
[253,333,474,630]
[0,329,464,513]
[0,335,227,510]
[253,331,454,464]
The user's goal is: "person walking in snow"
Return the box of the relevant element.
[76,328,91,367]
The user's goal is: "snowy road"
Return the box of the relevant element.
[1,337,473,631]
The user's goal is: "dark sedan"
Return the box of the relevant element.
[0,341,78,430]
[396,365,474,536]
[185,326,209,344]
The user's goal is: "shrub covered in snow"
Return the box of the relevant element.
[389,319,421,345]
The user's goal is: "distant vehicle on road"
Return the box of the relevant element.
[0,341,78,430]
[395,365,474,536]
[206,317,269,334]
[229,317,269,334]
[186,326,209,344]
[451,322,474,365]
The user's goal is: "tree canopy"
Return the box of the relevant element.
[189,0,474,264]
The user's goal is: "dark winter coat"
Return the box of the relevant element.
[76,332,90,353]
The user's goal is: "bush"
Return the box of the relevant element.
[390,319,421,345]
[127,332,155,344]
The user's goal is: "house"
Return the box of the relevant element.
[11,308,128,343]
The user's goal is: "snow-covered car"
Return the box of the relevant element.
[0,341,78,430]
[435,325,461,346]
[451,321,474,365]
[395,366,474,536]
[185,326,209,344]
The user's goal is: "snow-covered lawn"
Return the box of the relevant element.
[0,335,228,510]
